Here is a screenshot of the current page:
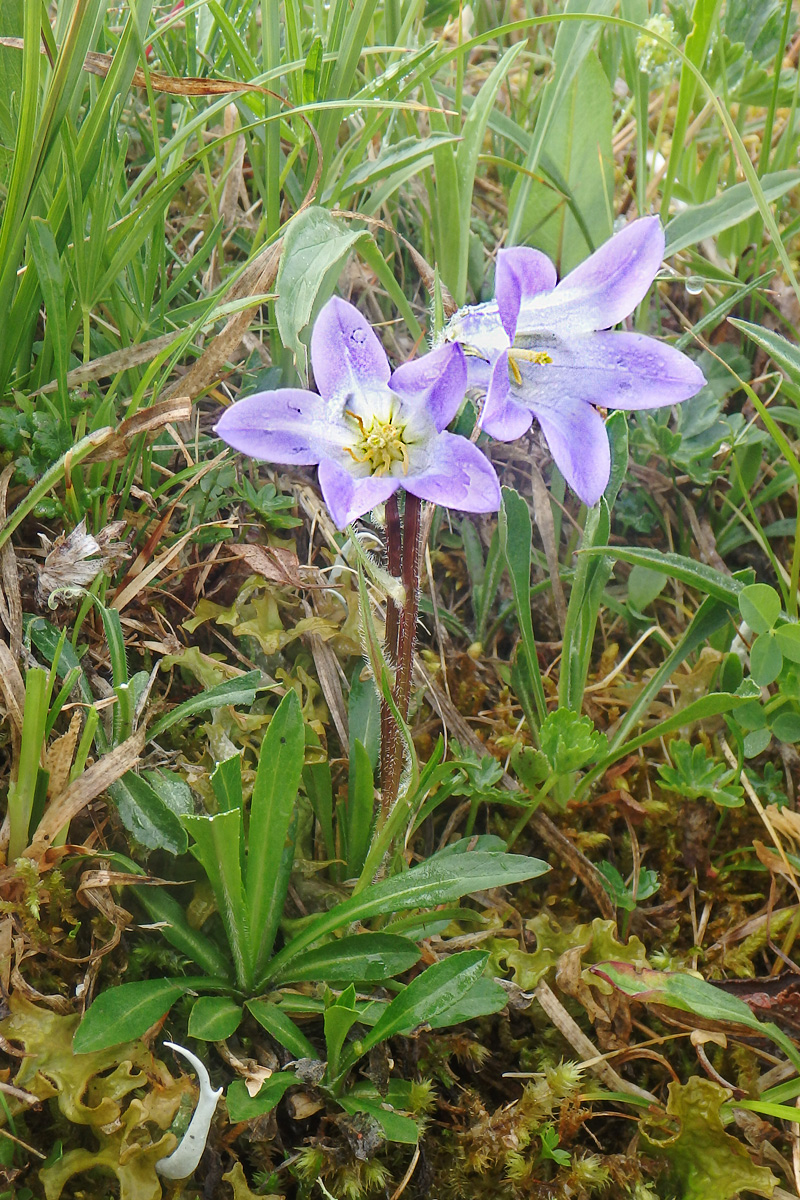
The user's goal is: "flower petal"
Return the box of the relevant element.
[530,395,611,507]
[495,247,557,340]
[317,458,399,528]
[390,343,467,431]
[517,216,665,336]
[480,352,534,442]
[310,296,390,402]
[215,389,341,463]
[443,301,509,364]
[405,432,501,513]
[511,330,706,410]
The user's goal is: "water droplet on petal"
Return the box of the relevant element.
[685,276,704,296]
[351,328,367,344]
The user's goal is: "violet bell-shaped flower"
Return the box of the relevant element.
[215,297,501,528]
[442,216,705,506]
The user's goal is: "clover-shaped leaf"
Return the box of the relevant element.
[774,624,800,664]
[657,741,744,808]
[750,631,782,686]
[738,583,781,634]
[538,709,608,776]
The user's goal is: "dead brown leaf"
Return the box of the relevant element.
[26,728,146,856]
[44,712,82,801]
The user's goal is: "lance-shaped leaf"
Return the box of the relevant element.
[247,689,305,974]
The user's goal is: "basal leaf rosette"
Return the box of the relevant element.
[216,297,501,528]
[443,217,706,506]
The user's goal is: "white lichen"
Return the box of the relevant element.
[156,1041,223,1180]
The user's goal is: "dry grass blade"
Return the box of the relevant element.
[305,631,348,748]
[44,712,82,800]
[26,728,146,855]
[161,241,282,402]
[32,331,185,396]
[0,641,26,738]
[84,396,193,464]
[0,465,22,658]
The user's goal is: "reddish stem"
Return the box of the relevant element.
[380,494,403,811]
[381,493,422,810]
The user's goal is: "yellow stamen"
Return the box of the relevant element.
[511,348,553,367]
[345,409,411,477]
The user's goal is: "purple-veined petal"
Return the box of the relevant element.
[530,394,611,507]
[317,458,399,528]
[495,247,557,340]
[310,296,390,403]
[405,432,502,513]
[517,216,665,336]
[585,332,705,408]
[510,330,705,411]
[215,389,341,464]
[390,343,467,431]
[480,352,534,442]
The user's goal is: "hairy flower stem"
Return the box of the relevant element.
[379,493,422,815]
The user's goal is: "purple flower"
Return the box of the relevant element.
[215,297,501,528]
[443,217,706,506]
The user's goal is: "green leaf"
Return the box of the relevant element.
[665,170,800,255]
[774,623,800,663]
[247,689,305,972]
[275,933,420,985]
[324,986,362,1076]
[510,51,613,272]
[593,961,767,1032]
[771,711,800,743]
[338,1095,419,1145]
[275,206,369,378]
[508,0,615,245]
[657,741,744,808]
[499,487,547,729]
[211,755,243,813]
[750,631,782,686]
[184,810,252,991]
[147,671,262,742]
[188,997,243,1041]
[738,582,781,633]
[426,975,509,1028]
[131,883,232,980]
[302,35,323,105]
[583,546,744,604]
[730,316,800,387]
[359,952,490,1054]
[640,1076,778,1200]
[539,709,607,775]
[226,1073,296,1121]
[74,979,212,1053]
[109,772,188,855]
[744,728,772,757]
[261,850,549,987]
[346,739,375,877]
[246,999,316,1059]
[627,564,667,613]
